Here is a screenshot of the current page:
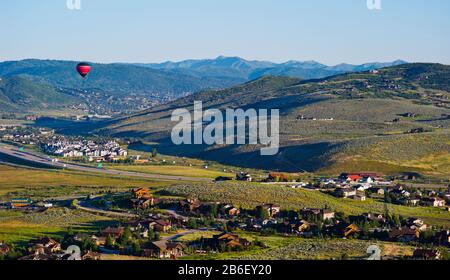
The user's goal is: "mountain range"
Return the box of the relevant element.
[137,56,407,80]
[0,57,406,115]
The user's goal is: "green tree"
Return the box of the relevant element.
[132,241,141,255]
[210,204,218,218]
[71,199,79,209]
[105,235,114,248]
[187,218,198,229]
[152,148,158,158]
[255,206,269,219]
[148,228,156,241]
[154,232,161,241]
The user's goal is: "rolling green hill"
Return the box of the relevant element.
[0,59,246,115]
[0,76,82,113]
[0,59,240,96]
[0,58,409,116]
[88,63,450,176]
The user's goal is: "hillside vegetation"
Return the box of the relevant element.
[89,63,449,176]
[163,183,450,227]
[0,76,81,113]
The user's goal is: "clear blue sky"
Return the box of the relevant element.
[1,0,449,65]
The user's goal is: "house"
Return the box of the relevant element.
[74,234,106,246]
[0,242,10,256]
[150,220,172,232]
[262,218,278,227]
[358,176,374,184]
[131,197,156,210]
[330,222,360,238]
[266,173,290,182]
[132,188,153,199]
[389,227,419,242]
[101,227,124,239]
[421,197,446,207]
[236,172,253,182]
[262,204,281,217]
[126,220,147,232]
[294,220,313,233]
[347,174,362,182]
[355,185,370,192]
[335,188,357,198]
[404,198,420,206]
[339,173,379,182]
[82,251,102,260]
[352,193,367,201]
[363,213,386,223]
[28,237,61,255]
[144,241,184,259]
[25,115,38,121]
[344,224,360,238]
[126,220,150,237]
[405,218,428,231]
[413,249,441,260]
[210,233,251,249]
[321,209,335,220]
[9,198,32,208]
[178,199,202,213]
[226,206,241,216]
[301,208,335,221]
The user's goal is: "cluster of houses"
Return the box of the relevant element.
[385,185,449,208]
[296,115,334,121]
[318,173,450,209]
[16,237,101,261]
[3,189,449,260]
[177,198,241,218]
[0,198,53,211]
[190,232,252,253]
[170,195,450,250]
[0,126,54,145]
[41,137,127,162]
[86,214,183,259]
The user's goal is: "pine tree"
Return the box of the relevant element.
[106,235,114,248]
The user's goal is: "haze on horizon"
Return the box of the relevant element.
[1,0,449,65]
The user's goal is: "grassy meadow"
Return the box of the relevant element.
[178,230,416,260]
[108,164,233,179]
[0,164,174,199]
[0,208,116,245]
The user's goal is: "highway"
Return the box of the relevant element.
[0,144,212,182]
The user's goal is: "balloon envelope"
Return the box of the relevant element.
[76,62,91,78]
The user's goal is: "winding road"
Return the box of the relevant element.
[0,144,212,182]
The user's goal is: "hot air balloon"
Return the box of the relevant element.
[76,62,91,78]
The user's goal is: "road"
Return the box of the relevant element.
[0,144,212,182]
[76,199,138,219]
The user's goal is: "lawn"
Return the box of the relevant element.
[0,219,61,244]
[0,164,174,199]
[108,165,233,179]
[0,208,117,246]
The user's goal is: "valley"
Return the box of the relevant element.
[0,61,449,261]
